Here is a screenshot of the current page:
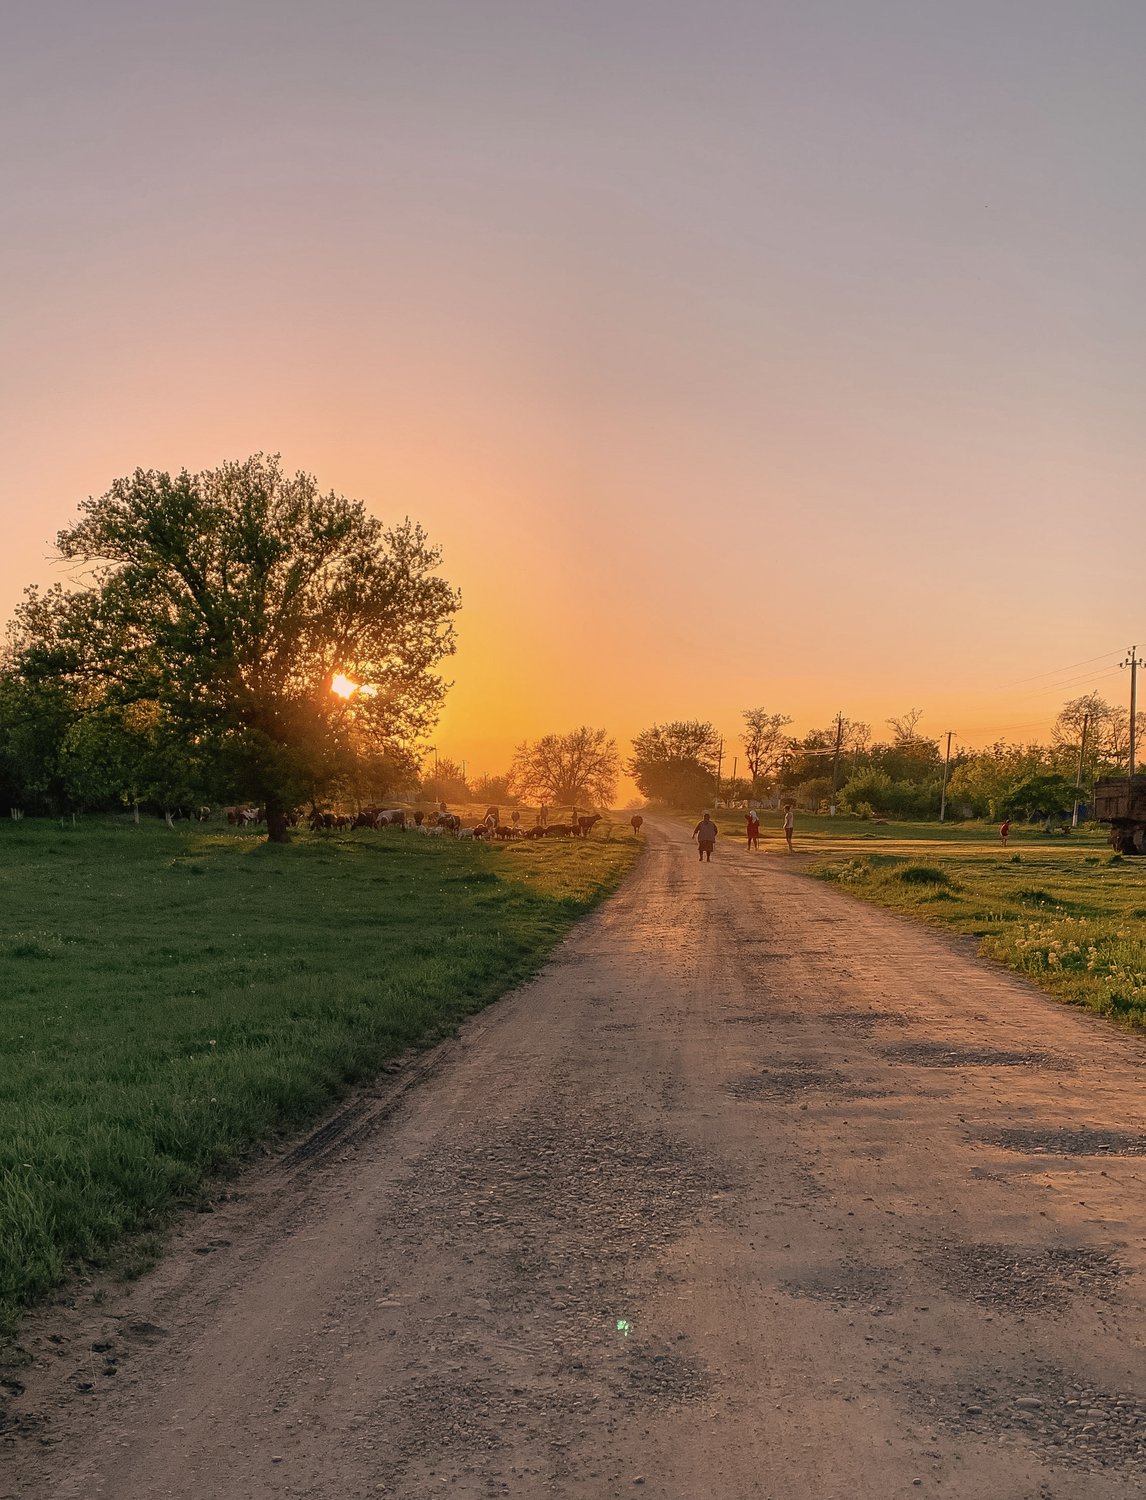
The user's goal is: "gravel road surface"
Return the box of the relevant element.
[8,817,1146,1499]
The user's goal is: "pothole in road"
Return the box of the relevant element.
[885,1042,1071,1070]
[912,1365,1146,1475]
[728,1066,889,1102]
[728,1068,843,1101]
[732,1009,911,1031]
[982,1128,1146,1157]
[781,1259,903,1311]
[923,1241,1123,1311]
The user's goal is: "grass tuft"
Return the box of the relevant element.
[896,864,951,886]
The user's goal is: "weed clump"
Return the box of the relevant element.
[1015,888,1055,907]
[896,865,950,886]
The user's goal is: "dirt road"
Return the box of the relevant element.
[9,818,1146,1499]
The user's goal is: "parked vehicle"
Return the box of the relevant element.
[1093,775,1146,854]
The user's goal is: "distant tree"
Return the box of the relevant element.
[0,663,76,813]
[1054,693,1146,778]
[470,773,516,806]
[887,707,926,746]
[1003,771,1079,821]
[945,742,1049,820]
[793,776,832,812]
[509,726,619,807]
[628,720,720,806]
[419,755,470,805]
[740,708,793,792]
[8,456,459,840]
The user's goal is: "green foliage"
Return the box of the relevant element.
[896,864,950,885]
[628,719,720,806]
[0,819,638,1324]
[1003,772,1079,820]
[7,456,459,837]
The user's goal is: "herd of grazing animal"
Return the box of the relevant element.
[200,806,635,839]
[290,806,608,840]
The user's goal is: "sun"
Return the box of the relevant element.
[331,672,359,698]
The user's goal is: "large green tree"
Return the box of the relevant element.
[628,720,720,806]
[9,455,459,840]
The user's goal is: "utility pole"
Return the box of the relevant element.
[939,730,955,822]
[829,712,844,816]
[714,737,724,804]
[1072,712,1089,828]
[730,756,738,802]
[1123,647,1140,785]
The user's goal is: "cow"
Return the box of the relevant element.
[577,815,602,838]
[377,809,407,829]
[630,814,644,835]
[413,810,425,827]
[194,806,211,822]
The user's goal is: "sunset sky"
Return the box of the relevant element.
[3,1,1144,786]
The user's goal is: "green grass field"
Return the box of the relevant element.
[715,811,1146,1030]
[0,819,638,1327]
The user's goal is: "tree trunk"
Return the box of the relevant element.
[266,799,291,844]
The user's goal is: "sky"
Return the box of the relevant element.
[2,1,1144,786]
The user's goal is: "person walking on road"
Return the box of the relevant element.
[693,812,718,862]
[783,804,794,853]
[745,810,760,850]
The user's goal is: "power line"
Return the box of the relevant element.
[1013,647,1127,684]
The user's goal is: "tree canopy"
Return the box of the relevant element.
[740,708,793,791]
[628,720,720,806]
[509,727,618,807]
[6,455,459,838]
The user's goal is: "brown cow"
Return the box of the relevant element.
[577,815,602,838]
[630,814,644,835]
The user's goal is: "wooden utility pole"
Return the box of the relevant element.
[1071,712,1089,828]
[714,737,724,804]
[829,712,844,816]
[1123,647,1140,783]
[939,730,955,822]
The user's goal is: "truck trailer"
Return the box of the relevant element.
[1093,775,1146,854]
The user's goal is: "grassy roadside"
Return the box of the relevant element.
[785,819,1146,1029]
[672,806,1146,1029]
[0,819,639,1326]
